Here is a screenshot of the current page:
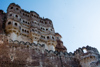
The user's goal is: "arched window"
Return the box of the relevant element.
[45,22,47,24]
[10,7,13,9]
[22,29,24,32]
[32,29,34,31]
[43,28,45,30]
[20,18,21,21]
[43,36,45,39]
[9,14,12,16]
[15,15,18,17]
[52,37,54,39]
[23,13,24,15]
[35,37,37,39]
[23,20,25,22]
[34,15,36,17]
[15,23,17,26]
[47,36,49,39]
[27,31,29,33]
[57,37,59,40]
[46,29,48,31]
[8,22,11,25]
[41,21,43,23]
[25,30,26,32]
[83,49,87,53]
[31,14,33,16]
[16,8,19,10]
[27,15,29,17]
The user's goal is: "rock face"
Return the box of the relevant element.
[0,3,100,67]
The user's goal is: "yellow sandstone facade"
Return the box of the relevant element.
[5,3,58,51]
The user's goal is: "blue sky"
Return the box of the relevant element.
[0,0,100,52]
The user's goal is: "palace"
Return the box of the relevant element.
[0,3,100,67]
[4,3,67,52]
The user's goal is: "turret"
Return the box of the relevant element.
[30,11,39,21]
[55,33,67,52]
[5,3,21,41]
[7,3,21,13]
[73,46,100,67]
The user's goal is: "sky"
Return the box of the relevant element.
[0,0,100,52]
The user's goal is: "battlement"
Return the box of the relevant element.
[74,46,99,56]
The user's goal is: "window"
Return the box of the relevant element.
[46,29,48,31]
[16,8,19,10]
[35,37,37,39]
[20,18,21,21]
[34,15,36,17]
[27,31,29,33]
[22,29,24,32]
[47,36,49,39]
[15,23,17,26]
[57,37,59,40]
[15,15,18,17]
[32,29,34,31]
[27,15,29,17]
[52,37,54,39]
[31,14,33,16]
[83,49,87,53]
[42,21,43,23]
[8,22,11,25]
[9,14,12,16]
[43,36,45,39]
[45,22,47,24]
[43,28,45,30]
[10,7,13,9]
[23,13,24,15]
[23,20,25,22]
[28,22,29,24]
[25,30,26,32]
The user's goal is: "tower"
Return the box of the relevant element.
[5,3,21,41]
[55,33,67,52]
[5,3,58,51]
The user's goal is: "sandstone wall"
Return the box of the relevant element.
[0,37,81,67]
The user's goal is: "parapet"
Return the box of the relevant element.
[30,11,39,17]
[74,45,99,55]
[55,33,62,38]
[7,3,21,11]
[0,10,5,14]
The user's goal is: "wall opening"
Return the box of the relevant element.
[83,49,87,53]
